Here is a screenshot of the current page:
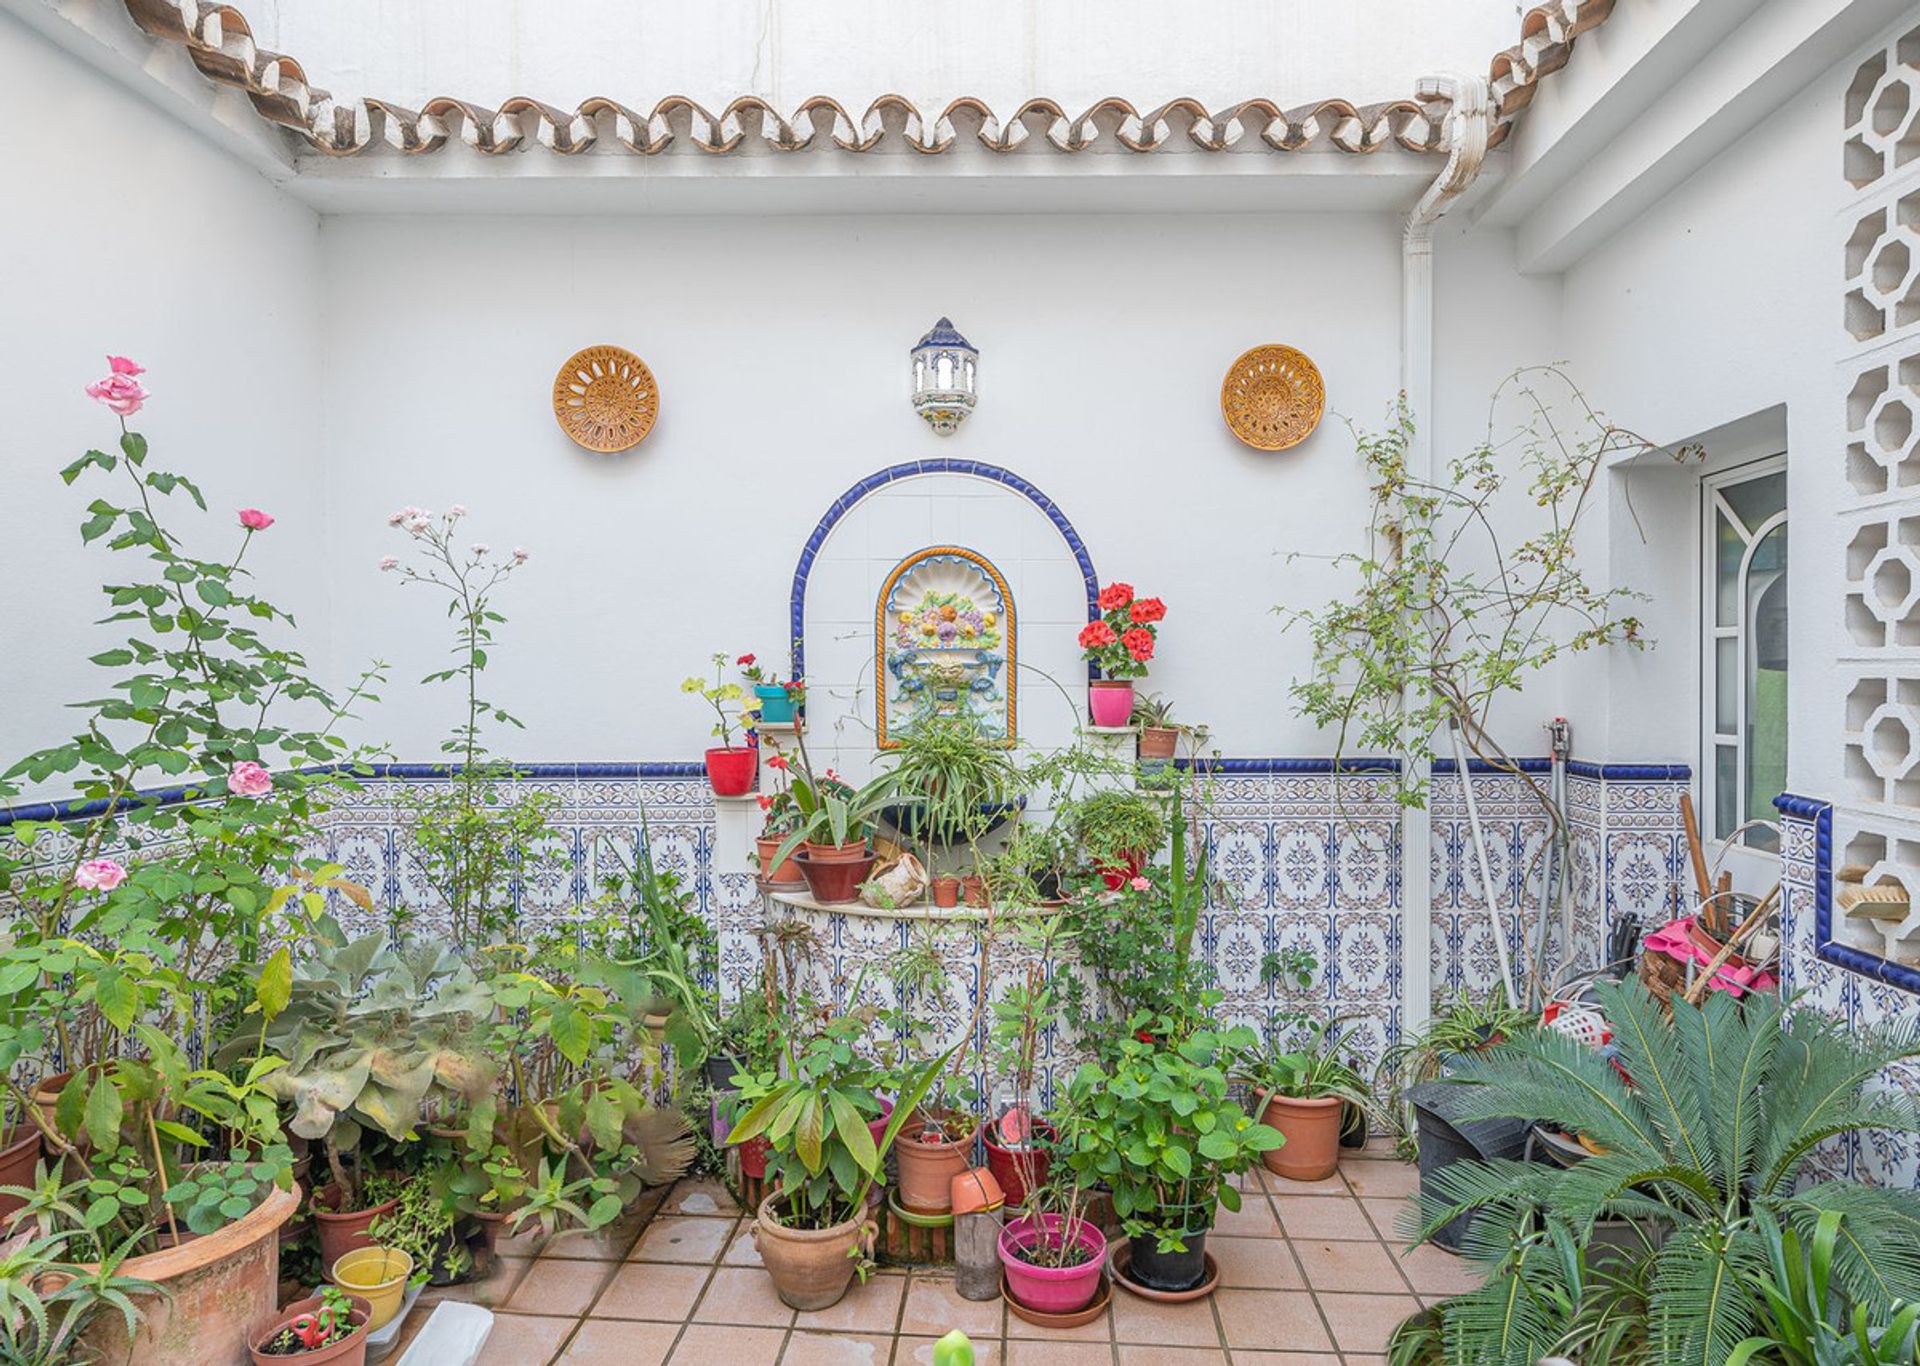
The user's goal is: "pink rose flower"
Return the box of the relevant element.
[74,858,127,891]
[237,508,274,531]
[1128,875,1151,892]
[379,555,400,572]
[107,356,145,376]
[227,760,273,797]
[85,367,148,417]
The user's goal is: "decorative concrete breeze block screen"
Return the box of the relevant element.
[1838,20,1920,983]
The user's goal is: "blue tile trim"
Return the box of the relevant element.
[1781,792,1920,995]
[1176,757,1400,775]
[0,761,708,828]
[786,460,1101,686]
[1431,757,1554,775]
[1565,762,1692,782]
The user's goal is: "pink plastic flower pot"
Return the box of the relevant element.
[998,1213,1108,1315]
[1088,680,1134,727]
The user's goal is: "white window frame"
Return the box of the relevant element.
[1699,454,1788,883]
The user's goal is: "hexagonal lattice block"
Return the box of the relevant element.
[1865,703,1920,781]
[1867,546,1920,625]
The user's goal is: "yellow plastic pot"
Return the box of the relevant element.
[328,1246,413,1331]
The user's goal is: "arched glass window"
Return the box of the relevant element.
[1702,459,1788,853]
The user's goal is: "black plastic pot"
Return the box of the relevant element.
[1409,1081,1531,1252]
[877,798,1025,844]
[704,1054,747,1090]
[1128,1231,1208,1292]
[1338,1101,1370,1150]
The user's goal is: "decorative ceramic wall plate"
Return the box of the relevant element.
[1220,344,1325,451]
[552,345,659,452]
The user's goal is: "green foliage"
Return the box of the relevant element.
[680,653,760,749]
[367,1174,462,1287]
[1239,1018,1376,1109]
[1282,371,1652,808]
[587,808,720,1058]
[1728,1210,1920,1366]
[878,712,1021,848]
[399,775,560,946]
[1065,788,1165,866]
[1061,1017,1282,1251]
[0,1228,160,1366]
[1376,989,1536,1151]
[766,751,899,871]
[1412,982,1920,1366]
[164,1146,294,1236]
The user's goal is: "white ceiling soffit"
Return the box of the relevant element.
[1479,0,1917,274]
[3,0,1618,214]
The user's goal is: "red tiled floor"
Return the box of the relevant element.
[501,1258,617,1317]
[659,1179,743,1218]
[1270,1194,1376,1240]
[793,1271,905,1333]
[899,1274,1004,1338]
[630,1216,737,1264]
[1210,1235,1307,1289]
[591,1262,711,1321]
[473,1312,576,1366]
[1342,1160,1420,1198]
[1111,1290,1221,1347]
[1005,1341,1112,1364]
[1395,1241,1487,1295]
[895,1336,1003,1365]
[558,1319,680,1364]
[1315,1291,1424,1354]
[690,1266,796,1328]
[1294,1237,1411,1294]
[1214,1287,1335,1353]
[666,1322,784,1365]
[1116,1349,1230,1366]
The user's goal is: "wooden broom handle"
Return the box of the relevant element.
[1679,793,1713,904]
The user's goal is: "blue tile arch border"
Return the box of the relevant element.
[1779,791,1920,996]
[787,460,1101,685]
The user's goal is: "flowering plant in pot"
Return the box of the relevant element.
[1235,1019,1376,1183]
[250,1284,371,1363]
[1079,582,1165,727]
[725,1020,956,1310]
[753,788,806,886]
[681,653,762,796]
[737,654,804,726]
[1065,788,1166,891]
[1062,1015,1282,1295]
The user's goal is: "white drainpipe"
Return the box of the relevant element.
[1398,74,1491,1033]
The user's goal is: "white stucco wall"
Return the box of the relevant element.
[0,15,326,798]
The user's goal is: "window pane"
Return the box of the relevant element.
[1716,637,1738,731]
[1715,508,1743,627]
[1715,744,1739,840]
[1744,526,1788,852]
[1720,470,1786,534]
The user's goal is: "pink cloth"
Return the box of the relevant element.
[1643,916,1776,997]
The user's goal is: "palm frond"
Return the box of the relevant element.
[1647,1219,1767,1366]
[1443,1028,1664,1162]
[1782,1182,1920,1311]
[1756,1010,1920,1196]
[1677,986,1779,1196]
[1438,1242,1580,1366]
[1600,979,1714,1181]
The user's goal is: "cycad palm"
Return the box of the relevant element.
[1410,980,1920,1366]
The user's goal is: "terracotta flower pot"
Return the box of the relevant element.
[705,747,757,797]
[753,1192,876,1311]
[961,875,987,908]
[999,1213,1107,1315]
[312,1184,401,1271]
[930,877,961,909]
[249,1291,372,1366]
[894,1114,979,1214]
[1089,680,1134,727]
[72,1182,299,1366]
[0,1127,40,1226]
[1138,726,1179,759]
[1258,1092,1344,1182]
[756,836,803,887]
[794,849,877,905]
[982,1119,1056,1208]
[802,839,870,863]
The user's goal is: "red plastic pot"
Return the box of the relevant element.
[705,747,757,796]
[1088,680,1134,727]
[1098,851,1145,891]
[794,849,877,905]
[738,1134,770,1180]
[982,1119,1056,1207]
[999,1213,1107,1315]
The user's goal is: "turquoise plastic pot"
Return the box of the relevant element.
[755,685,796,725]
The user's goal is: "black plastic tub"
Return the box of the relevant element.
[1128,1231,1209,1292]
[1408,1080,1531,1252]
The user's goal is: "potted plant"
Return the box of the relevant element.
[878,712,1022,848]
[224,928,496,1268]
[726,1021,954,1310]
[250,1285,372,1365]
[764,747,898,905]
[738,654,804,726]
[1237,1019,1376,1182]
[1066,788,1166,890]
[1130,693,1206,762]
[366,1174,474,1287]
[0,1229,161,1365]
[682,653,761,796]
[983,911,1074,1206]
[1079,582,1165,727]
[1062,1016,1281,1294]
[753,787,805,887]
[996,1150,1106,1317]
[930,875,962,908]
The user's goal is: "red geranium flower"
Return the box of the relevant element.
[1129,597,1166,624]
[1121,628,1156,663]
[1097,582,1135,612]
[765,753,789,771]
[737,653,756,666]
[1079,621,1118,650]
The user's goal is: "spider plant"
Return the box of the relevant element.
[878,712,1021,847]
[1239,1018,1377,1108]
[1410,980,1920,1366]
[1376,988,1536,1152]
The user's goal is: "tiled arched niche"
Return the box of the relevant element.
[787,461,1098,780]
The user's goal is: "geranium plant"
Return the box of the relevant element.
[1078,582,1165,680]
